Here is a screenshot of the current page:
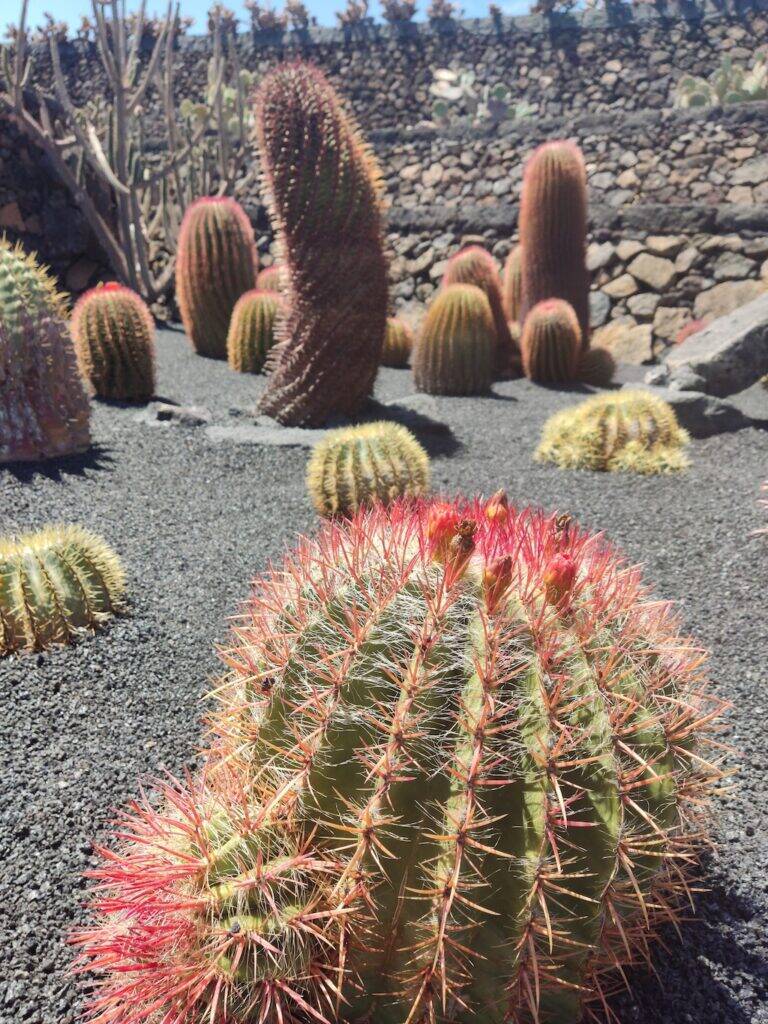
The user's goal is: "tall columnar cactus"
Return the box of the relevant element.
[502,243,523,322]
[521,298,581,383]
[0,240,90,463]
[175,196,257,359]
[71,282,156,402]
[519,141,590,345]
[76,496,726,1024]
[381,316,414,368]
[306,421,429,517]
[255,63,388,426]
[0,525,125,654]
[226,289,284,374]
[257,265,283,293]
[537,389,691,474]
[442,245,515,376]
[413,283,495,395]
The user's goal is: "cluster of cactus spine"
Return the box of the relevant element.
[306,421,429,517]
[175,196,257,359]
[74,495,726,1024]
[381,316,414,368]
[226,289,284,374]
[0,525,125,654]
[519,140,590,347]
[442,245,516,377]
[521,298,581,383]
[413,283,495,395]
[255,63,388,426]
[502,243,523,322]
[537,389,691,474]
[0,240,90,463]
[70,282,156,402]
[256,264,283,292]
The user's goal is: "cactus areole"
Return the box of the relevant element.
[75,496,726,1024]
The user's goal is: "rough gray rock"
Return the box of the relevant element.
[136,402,212,426]
[623,382,759,437]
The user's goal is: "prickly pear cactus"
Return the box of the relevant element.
[0,525,125,654]
[413,283,495,395]
[75,495,725,1024]
[0,241,90,463]
[226,289,283,374]
[381,316,414,368]
[71,282,156,402]
[537,389,690,474]
[306,421,429,517]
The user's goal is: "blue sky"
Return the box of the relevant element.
[21,0,530,33]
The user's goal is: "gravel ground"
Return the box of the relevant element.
[1,326,767,1024]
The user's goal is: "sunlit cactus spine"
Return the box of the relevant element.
[381,316,414,368]
[413,283,495,395]
[0,240,90,463]
[0,525,125,654]
[75,495,726,1024]
[502,243,523,322]
[442,245,515,377]
[226,289,284,374]
[257,264,283,292]
[537,389,690,474]
[71,282,156,402]
[306,421,429,517]
[519,140,590,345]
[521,298,581,383]
[175,196,257,359]
[256,63,388,426]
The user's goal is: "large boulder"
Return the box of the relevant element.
[664,291,768,396]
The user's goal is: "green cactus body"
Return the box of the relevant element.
[413,283,495,395]
[578,345,616,386]
[502,243,523,323]
[536,389,691,474]
[442,246,514,377]
[175,196,257,359]
[0,525,125,654]
[257,265,283,292]
[519,141,590,346]
[255,63,388,426]
[521,298,581,383]
[226,289,284,374]
[306,421,429,517]
[71,282,156,402]
[0,240,90,463]
[381,316,414,368]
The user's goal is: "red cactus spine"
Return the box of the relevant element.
[175,196,257,359]
[442,245,515,377]
[255,63,388,426]
[519,140,590,346]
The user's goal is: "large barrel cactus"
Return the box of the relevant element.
[75,496,725,1024]
[519,141,590,345]
[176,196,257,359]
[442,245,514,377]
[0,240,90,463]
[413,283,495,395]
[255,63,388,426]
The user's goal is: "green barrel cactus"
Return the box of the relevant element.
[76,495,726,1024]
[175,196,257,359]
[255,63,388,426]
[0,240,90,463]
[413,283,495,395]
[521,298,581,383]
[442,245,514,377]
[0,525,125,654]
[226,289,284,374]
[306,421,429,517]
[71,282,156,402]
[536,389,691,474]
[381,316,414,368]
[257,265,283,292]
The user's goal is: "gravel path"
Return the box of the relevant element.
[1,327,766,1024]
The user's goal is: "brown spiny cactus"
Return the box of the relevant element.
[502,243,523,322]
[578,345,616,386]
[226,289,283,374]
[442,245,514,377]
[521,299,581,384]
[255,63,388,426]
[381,316,414,368]
[413,283,494,395]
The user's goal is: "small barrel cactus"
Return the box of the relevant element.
[537,389,691,474]
[76,496,726,1024]
[0,240,90,463]
[442,245,514,377]
[502,243,523,322]
[0,525,125,654]
[257,265,283,292]
[70,282,156,402]
[521,298,581,383]
[578,344,616,386]
[226,289,284,374]
[519,140,590,345]
[413,283,495,395]
[381,316,414,368]
[176,196,257,359]
[306,421,429,517]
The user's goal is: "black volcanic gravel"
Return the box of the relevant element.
[1,327,766,1024]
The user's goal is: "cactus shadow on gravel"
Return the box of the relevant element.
[359,398,462,459]
[1,444,114,483]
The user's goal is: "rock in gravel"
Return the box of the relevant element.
[206,421,330,448]
[623,383,758,437]
[665,291,768,396]
[137,402,212,426]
